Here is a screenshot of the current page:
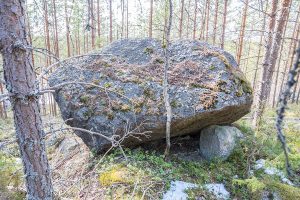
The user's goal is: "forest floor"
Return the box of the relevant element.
[1,104,300,200]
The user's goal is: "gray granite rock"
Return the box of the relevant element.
[49,39,253,152]
[199,125,243,161]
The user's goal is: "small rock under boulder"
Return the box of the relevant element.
[49,39,253,152]
[199,125,243,161]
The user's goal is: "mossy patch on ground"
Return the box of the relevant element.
[99,164,135,186]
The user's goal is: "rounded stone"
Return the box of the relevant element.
[199,125,243,161]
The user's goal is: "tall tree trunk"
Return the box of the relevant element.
[272,4,290,107]
[199,0,208,40]
[179,0,184,38]
[252,0,279,127]
[192,0,197,39]
[236,0,249,66]
[121,0,124,38]
[126,0,129,38]
[278,5,300,105]
[109,0,113,42]
[91,0,95,48]
[0,1,54,199]
[52,0,59,58]
[243,34,252,73]
[43,0,51,65]
[149,0,153,38]
[97,0,101,47]
[77,28,81,54]
[65,0,71,57]
[252,1,269,88]
[220,0,228,49]
[205,0,211,41]
[212,0,219,45]
[185,0,191,38]
[253,0,290,128]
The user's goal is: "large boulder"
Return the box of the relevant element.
[48,39,253,152]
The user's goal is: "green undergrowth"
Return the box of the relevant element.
[94,133,256,199]
[0,153,25,200]
[94,105,300,199]
[0,114,25,199]
[233,176,300,200]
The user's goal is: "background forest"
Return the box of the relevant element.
[1,0,300,199]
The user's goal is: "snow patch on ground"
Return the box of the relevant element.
[162,180,197,200]
[204,183,230,200]
[163,181,230,200]
[254,159,294,185]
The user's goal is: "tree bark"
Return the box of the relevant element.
[205,0,211,41]
[272,4,290,107]
[252,1,269,88]
[236,0,249,66]
[252,0,279,127]
[126,0,129,38]
[109,0,113,43]
[0,1,54,199]
[212,0,219,45]
[121,0,125,38]
[64,0,71,57]
[52,0,59,58]
[253,0,291,128]
[220,0,228,49]
[97,0,101,47]
[277,4,300,105]
[149,0,153,38]
[43,0,51,65]
[185,0,191,38]
[91,0,95,49]
[192,0,197,39]
[200,0,208,40]
[179,0,184,38]
[26,6,35,69]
